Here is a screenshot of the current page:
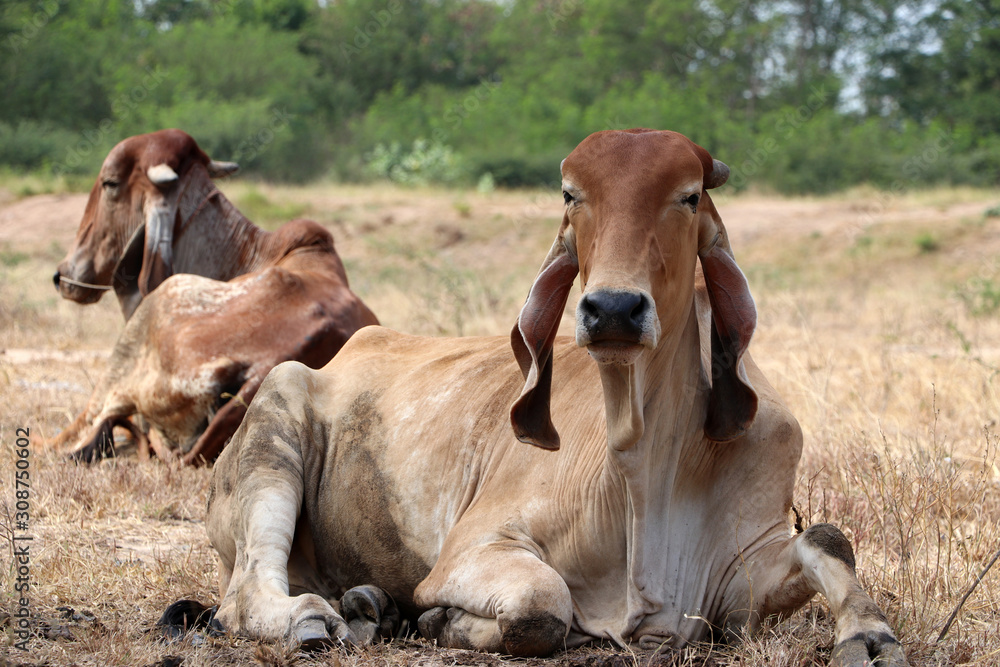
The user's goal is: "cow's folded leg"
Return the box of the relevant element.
[415,543,573,656]
[147,427,176,462]
[736,523,907,667]
[209,413,357,649]
[419,606,503,652]
[213,482,356,648]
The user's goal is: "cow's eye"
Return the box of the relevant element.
[563,191,574,205]
[102,179,119,189]
[684,193,700,210]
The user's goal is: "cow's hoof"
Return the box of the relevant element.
[295,615,338,651]
[417,606,449,642]
[341,585,400,643]
[292,614,358,652]
[68,443,102,464]
[287,594,357,651]
[499,610,566,657]
[831,631,907,667]
[156,599,220,640]
[68,421,118,464]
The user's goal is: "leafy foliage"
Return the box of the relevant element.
[366,139,464,186]
[0,0,996,190]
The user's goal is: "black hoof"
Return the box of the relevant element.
[499,611,567,657]
[156,599,220,640]
[341,585,400,644]
[417,606,448,641]
[69,421,117,464]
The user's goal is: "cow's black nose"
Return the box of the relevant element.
[578,290,648,342]
[53,271,61,289]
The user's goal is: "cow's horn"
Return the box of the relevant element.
[705,159,729,190]
[147,164,179,185]
[208,160,240,178]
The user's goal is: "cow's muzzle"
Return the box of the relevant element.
[52,266,112,303]
[576,289,657,364]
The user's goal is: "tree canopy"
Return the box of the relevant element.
[0,0,996,191]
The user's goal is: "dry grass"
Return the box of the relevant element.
[1,182,999,666]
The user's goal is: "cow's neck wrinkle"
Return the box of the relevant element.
[597,300,710,641]
[173,182,269,280]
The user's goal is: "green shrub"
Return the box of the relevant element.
[467,152,563,189]
[0,121,97,173]
[915,233,940,253]
[366,139,465,186]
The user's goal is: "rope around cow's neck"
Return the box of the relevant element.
[58,276,113,290]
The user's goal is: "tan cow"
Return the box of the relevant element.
[200,129,906,665]
[49,130,379,465]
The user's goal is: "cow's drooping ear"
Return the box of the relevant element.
[697,191,759,442]
[207,160,239,178]
[138,200,176,296]
[510,213,579,450]
[138,163,180,296]
[112,224,146,320]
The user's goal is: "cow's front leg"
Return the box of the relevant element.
[414,542,573,656]
[734,523,907,667]
[207,369,357,649]
[211,469,356,648]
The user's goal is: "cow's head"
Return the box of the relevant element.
[511,129,757,450]
[54,129,238,311]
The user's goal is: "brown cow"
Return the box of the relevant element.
[194,129,906,665]
[56,129,296,320]
[50,130,379,465]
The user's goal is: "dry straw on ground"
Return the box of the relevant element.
[1,182,999,666]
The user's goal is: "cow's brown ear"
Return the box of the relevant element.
[138,164,181,295]
[698,198,758,442]
[112,224,146,319]
[138,201,176,296]
[510,214,578,450]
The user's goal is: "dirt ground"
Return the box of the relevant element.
[2,181,1000,666]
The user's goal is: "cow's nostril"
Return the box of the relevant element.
[628,296,648,328]
[53,271,61,289]
[578,293,601,328]
[579,291,646,341]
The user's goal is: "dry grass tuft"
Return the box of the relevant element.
[2,184,1000,665]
